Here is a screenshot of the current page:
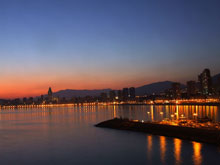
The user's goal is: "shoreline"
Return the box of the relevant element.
[113,103,220,106]
[95,118,220,145]
[0,102,219,109]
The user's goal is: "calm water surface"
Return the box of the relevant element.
[0,105,219,165]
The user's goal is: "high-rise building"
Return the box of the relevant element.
[198,69,212,96]
[48,87,53,96]
[187,81,197,98]
[48,87,53,102]
[172,83,181,99]
[100,92,107,102]
[109,90,116,101]
[129,87,136,99]
[23,97,27,104]
[122,88,129,101]
[117,90,122,101]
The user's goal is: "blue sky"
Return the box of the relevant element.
[0,0,220,97]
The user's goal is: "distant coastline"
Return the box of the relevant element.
[0,102,219,110]
[114,102,220,106]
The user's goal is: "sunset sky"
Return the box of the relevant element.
[0,0,220,98]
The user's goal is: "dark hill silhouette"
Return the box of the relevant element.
[135,81,185,96]
[44,73,220,98]
[212,73,220,84]
[51,81,185,98]
[52,89,111,99]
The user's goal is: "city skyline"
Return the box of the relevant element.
[0,0,220,98]
[1,1,220,165]
[1,68,219,100]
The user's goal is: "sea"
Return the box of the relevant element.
[0,105,219,165]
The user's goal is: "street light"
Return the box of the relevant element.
[193,113,198,120]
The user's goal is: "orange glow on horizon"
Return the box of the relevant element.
[0,82,142,99]
[0,72,162,99]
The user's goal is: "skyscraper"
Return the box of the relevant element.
[117,90,122,101]
[109,90,116,101]
[129,87,136,99]
[198,69,212,96]
[48,87,53,102]
[172,83,181,99]
[122,88,129,101]
[48,87,53,96]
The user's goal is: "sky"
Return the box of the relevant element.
[0,0,220,98]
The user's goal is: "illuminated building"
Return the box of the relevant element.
[23,97,27,104]
[28,97,34,104]
[122,88,129,101]
[100,92,107,102]
[48,87,53,97]
[117,90,122,101]
[109,90,116,101]
[172,83,181,99]
[48,87,53,103]
[41,95,44,101]
[198,69,212,96]
[129,87,136,99]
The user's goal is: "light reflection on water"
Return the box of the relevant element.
[0,105,219,164]
[193,142,202,165]
[115,105,219,122]
[147,135,152,163]
[174,138,182,165]
[146,134,205,165]
[160,136,166,164]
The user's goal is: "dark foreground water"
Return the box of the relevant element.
[0,105,219,165]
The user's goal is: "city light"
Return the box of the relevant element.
[193,113,198,116]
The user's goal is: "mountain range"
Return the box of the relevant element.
[135,81,185,96]
[212,73,220,84]
[50,73,220,98]
[52,89,112,99]
[51,81,184,98]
